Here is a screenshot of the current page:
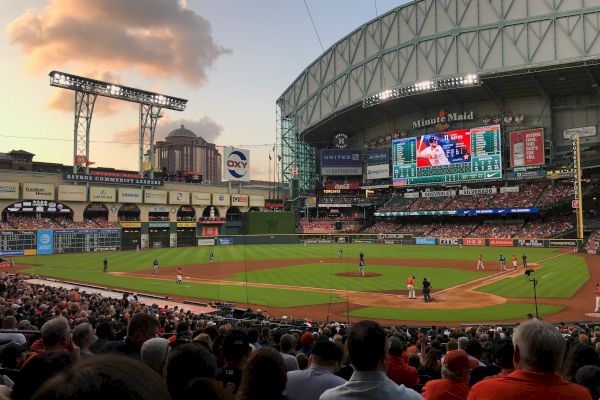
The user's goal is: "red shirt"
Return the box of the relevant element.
[176,268,182,275]
[467,370,592,400]
[387,354,419,388]
[422,378,469,400]
[406,277,414,285]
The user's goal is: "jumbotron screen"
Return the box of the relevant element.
[392,125,502,186]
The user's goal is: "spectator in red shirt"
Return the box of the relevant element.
[422,349,478,400]
[387,336,418,388]
[467,319,592,400]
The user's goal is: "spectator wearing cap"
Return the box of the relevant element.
[280,333,300,371]
[285,340,346,400]
[467,319,592,400]
[0,316,26,346]
[99,312,159,360]
[320,320,422,400]
[216,330,251,396]
[422,349,477,400]
[299,331,315,356]
[387,337,419,389]
[140,337,169,376]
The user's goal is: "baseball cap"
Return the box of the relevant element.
[301,332,315,346]
[443,350,479,372]
[428,136,438,143]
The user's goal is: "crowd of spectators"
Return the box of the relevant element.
[517,215,574,238]
[0,215,118,230]
[467,223,524,239]
[0,273,597,399]
[586,231,600,254]
[537,180,575,208]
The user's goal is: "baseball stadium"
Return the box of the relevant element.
[2,0,600,330]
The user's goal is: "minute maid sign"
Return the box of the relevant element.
[412,110,475,130]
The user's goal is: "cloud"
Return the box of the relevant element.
[7,0,230,85]
[113,116,224,145]
[46,71,125,115]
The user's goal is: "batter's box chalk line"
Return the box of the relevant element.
[584,313,600,318]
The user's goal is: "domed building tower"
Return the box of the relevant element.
[154,125,221,184]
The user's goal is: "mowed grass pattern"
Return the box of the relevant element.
[476,254,589,298]
[231,263,487,291]
[348,302,564,321]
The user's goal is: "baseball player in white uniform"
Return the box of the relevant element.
[418,136,450,166]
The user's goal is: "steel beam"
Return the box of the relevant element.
[73,91,97,174]
[139,104,162,178]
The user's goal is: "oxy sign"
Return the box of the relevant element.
[223,147,250,182]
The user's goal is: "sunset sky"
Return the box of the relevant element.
[0,0,405,180]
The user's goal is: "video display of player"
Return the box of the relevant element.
[416,130,471,167]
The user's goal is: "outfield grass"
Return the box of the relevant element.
[231,263,487,291]
[348,302,564,321]
[476,253,589,298]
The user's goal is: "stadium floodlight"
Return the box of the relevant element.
[49,71,188,111]
[362,73,481,108]
[49,70,188,178]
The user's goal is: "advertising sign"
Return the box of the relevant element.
[490,238,514,247]
[439,238,462,246]
[459,188,497,195]
[231,195,249,206]
[57,185,87,202]
[422,190,455,198]
[463,238,485,246]
[63,172,163,186]
[0,182,19,200]
[144,189,167,204]
[548,239,578,248]
[366,164,390,180]
[36,230,54,255]
[89,187,116,202]
[118,188,143,203]
[169,191,190,205]
[212,193,230,206]
[500,186,520,193]
[249,195,265,207]
[197,238,215,246]
[507,169,546,180]
[325,182,361,190]
[23,183,55,200]
[217,238,234,245]
[192,192,211,206]
[176,222,196,228]
[563,125,597,139]
[510,128,545,167]
[367,149,389,165]
[517,239,544,247]
[393,125,502,186]
[223,147,250,182]
[416,237,436,245]
[321,149,362,176]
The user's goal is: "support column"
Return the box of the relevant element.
[139,104,162,178]
[73,92,97,174]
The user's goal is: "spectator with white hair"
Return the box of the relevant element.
[467,319,592,399]
[37,317,79,358]
[140,337,169,376]
[71,322,95,359]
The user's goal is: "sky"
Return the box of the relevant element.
[0,0,407,180]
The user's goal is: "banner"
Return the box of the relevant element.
[548,239,578,248]
[120,222,141,228]
[318,203,352,208]
[23,183,54,200]
[321,149,362,175]
[500,186,520,193]
[118,188,143,203]
[416,237,436,245]
[144,189,167,204]
[404,192,420,198]
[36,230,54,255]
[0,182,19,200]
[197,238,214,246]
[367,149,389,165]
[366,164,390,180]
[374,208,539,216]
[231,195,249,206]
[422,190,455,198]
[57,185,87,202]
[490,238,514,247]
[563,125,597,139]
[439,238,462,246]
[459,188,497,195]
[507,169,546,180]
[217,238,234,245]
[212,193,230,206]
[176,222,197,228]
[223,147,250,182]
[510,128,544,167]
[89,187,116,202]
[149,222,170,228]
[325,182,361,190]
[517,239,544,247]
[169,191,190,205]
[305,196,317,207]
[63,172,163,186]
[192,192,211,206]
[249,195,265,207]
[463,238,485,246]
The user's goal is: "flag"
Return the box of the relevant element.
[269,154,272,161]
[278,155,282,161]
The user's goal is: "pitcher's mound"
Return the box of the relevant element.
[335,272,381,278]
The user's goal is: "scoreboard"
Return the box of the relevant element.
[393,125,502,186]
[0,230,36,256]
[53,229,121,253]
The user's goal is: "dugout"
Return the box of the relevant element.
[148,222,170,248]
[120,222,142,250]
[176,222,197,247]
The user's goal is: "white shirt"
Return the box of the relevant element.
[286,365,346,400]
[281,352,299,371]
[420,145,449,166]
[0,332,27,345]
[320,371,422,400]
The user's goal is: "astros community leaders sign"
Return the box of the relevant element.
[63,173,164,186]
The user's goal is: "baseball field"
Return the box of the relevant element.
[14,240,597,324]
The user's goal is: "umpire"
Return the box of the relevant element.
[423,278,432,303]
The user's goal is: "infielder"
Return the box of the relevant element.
[153,258,159,274]
[358,251,365,277]
[176,267,183,284]
[512,254,518,270]
[476,254,485,270]
[406,275,416,299]
[499,254,507,271]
